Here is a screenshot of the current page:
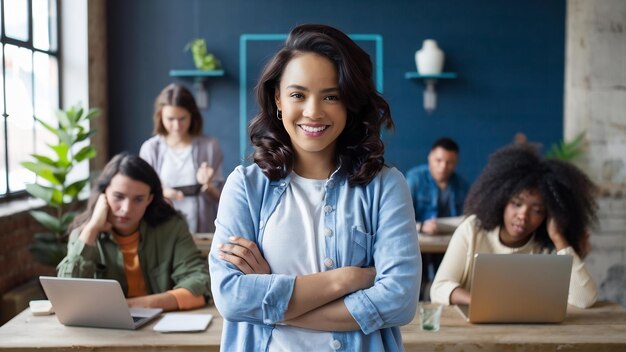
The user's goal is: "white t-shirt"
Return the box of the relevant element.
[262,172,333,352]
[160,145,198,232]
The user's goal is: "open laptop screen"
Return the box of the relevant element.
[460,254,572,323]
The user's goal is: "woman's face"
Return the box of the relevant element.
[161,105,192,138]
[275,52,347,161]
[105,174,153,236]
[500,189,547,247]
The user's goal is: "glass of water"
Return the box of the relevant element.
[419,302,443,332]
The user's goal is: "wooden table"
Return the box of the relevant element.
[418,233,452,253]
[0,306,222,352]
[1,302,624,351]
[401,301,626,351]
[192,232,213,257]
[194,231,452,256]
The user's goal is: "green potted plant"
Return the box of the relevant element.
[545,132,586,161]
[185,38,221,71]
[20,104,99,266]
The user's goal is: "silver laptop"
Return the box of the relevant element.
[40,276,162,329]
[456,253,573,323]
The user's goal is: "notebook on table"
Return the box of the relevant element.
[456,253,573,323]
[40,276,162,330]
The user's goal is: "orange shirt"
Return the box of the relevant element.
[113,231,205,310]
[114,231,148,297]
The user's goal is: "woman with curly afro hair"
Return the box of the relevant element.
[430,144,598,308]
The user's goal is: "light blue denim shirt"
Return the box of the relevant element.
[209,164,421,352]
[405,164,468,222]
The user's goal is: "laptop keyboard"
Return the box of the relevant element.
[132,316,145,323]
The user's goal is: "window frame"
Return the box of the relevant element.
[0,0,62,201]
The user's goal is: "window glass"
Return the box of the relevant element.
[0,46,5,194]
[34,52,58,156]
[33,0,57,51]
[5,44,35,192]
[5,0,29,42]
[33,0,49,50]
[1,0,60,198]
[33,52,58,125]
[0,45,4,113]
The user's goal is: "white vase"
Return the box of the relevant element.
[415,39,444,75]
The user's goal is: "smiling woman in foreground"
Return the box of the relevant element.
[209,24,420,351]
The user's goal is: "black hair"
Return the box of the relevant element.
[464,144,597,257]
[248,23,393,186]
[70,153,177,231]
[431,137,459,153]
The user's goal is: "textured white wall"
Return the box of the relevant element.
[565,0,626,305]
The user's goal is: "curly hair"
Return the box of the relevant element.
[464,144,598,257]
[248,24,393,186]
[71,153,178,231]
[153,83,203,137]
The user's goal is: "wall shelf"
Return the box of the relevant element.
[169,69,225,78]
[405,72,458,113]
[404,72,457,80]
[169,69,225,109]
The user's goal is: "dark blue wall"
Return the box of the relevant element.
[107,0,565,183]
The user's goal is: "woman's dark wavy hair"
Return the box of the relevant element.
[70,153,177,231]
[464,144,598,257]
[248,24,394,186]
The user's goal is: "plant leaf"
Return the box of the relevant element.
[30,210,63,232]
[75,130,97,143]
[84,108,100,121]
[55,110,71,129]
[29,239,68,267]
[60,211,80,230]
[56,129,73,146]
[50,188,64,207]
[25,183,54,203]
[50,143,70,166]
[74,145,97,162]
[546,132,586,161]
[65,179,89,198]
[73,107,84,124]
[31,154,57,167]
[36,118,62,138]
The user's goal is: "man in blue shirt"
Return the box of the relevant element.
[405,137,469,299]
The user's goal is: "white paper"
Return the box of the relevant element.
[153,313,213,332]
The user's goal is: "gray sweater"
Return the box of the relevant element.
[139,134,224,233]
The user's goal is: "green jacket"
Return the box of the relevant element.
[57,215,211,299]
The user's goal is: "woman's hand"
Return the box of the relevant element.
[547,217,570,251]
[420,219,439,235]
[163,187,184,201]
[80,194,112,245]
[196,162,220,200]
[196,162,215,190]
[127,293,179,312]
[217,236,271,274]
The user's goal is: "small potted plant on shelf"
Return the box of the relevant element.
[185,38,221,71]
[20,104,99,266]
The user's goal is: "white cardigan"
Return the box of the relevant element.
[430,215,598,308]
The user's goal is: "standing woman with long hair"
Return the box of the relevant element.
[140,83,224,233]
[209,24,420,351]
